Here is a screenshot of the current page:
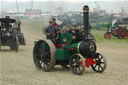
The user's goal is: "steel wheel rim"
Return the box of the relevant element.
[91,53,107,73]
[34,41,51,71]
[104,33,111,39]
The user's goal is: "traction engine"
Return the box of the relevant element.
[33,5,107,75]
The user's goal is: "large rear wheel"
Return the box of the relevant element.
[118,30,127,39]
[33,40,56,72]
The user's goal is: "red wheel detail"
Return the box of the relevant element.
[85,58,96,68]
[104,33,111,39]
[118,30,127,39]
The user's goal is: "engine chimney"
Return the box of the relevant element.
[83,5,89,40]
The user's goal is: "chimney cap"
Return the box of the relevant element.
[83,5,89,10]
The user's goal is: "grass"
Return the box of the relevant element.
[21,19,128,44]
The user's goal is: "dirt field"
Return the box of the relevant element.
[0,21,128,85]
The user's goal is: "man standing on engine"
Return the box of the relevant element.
[45,21,57,39]
[52,18,59,28]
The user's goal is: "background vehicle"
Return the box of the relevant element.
[0,16,19,52]
[104,18,128,39]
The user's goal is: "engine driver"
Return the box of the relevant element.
[52,18,59,28]
[45,21,57,39]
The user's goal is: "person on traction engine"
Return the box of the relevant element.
[45,21,57,39]
[52,18,59,28]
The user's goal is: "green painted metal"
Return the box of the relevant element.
[56,49,72,60]
[112,24,117,28]
[63,42,80,54]
[56,42,80,60]
[60,33,72,44]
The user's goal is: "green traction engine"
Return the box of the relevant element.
[33,5,107,75]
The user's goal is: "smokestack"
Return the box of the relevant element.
[83,5,89,40]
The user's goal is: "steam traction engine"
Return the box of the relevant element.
[104,26,128,39]
[33,5,107,75]
[0,16,19,52]
[104,19,128,39]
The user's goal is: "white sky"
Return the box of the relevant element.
[0,0,128,13]
[0,0,86,2]
[0,0,128,3]
[0,0,128,1]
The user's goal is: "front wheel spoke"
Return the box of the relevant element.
[99,65,103,70]
[94,64,98,68]
[74,67,77,72]
[99,56,103,61]
[71,61,75,65]
[78,67,81,73]
[98,65,100,71]
[100,62,104,64]
[72,58,76,62]
[76,56,80,61]
[95,59,98,62]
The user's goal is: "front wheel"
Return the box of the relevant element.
[91,53,107,73]
[69,54,85,75]
[10,36,19,52]
[104,33,111,39]
[15,36,19,52]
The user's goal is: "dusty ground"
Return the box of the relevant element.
[0,22,128,85]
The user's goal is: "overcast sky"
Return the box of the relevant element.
[0,0,128,2]
[0,0,87,2]
[0,0,128,13]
